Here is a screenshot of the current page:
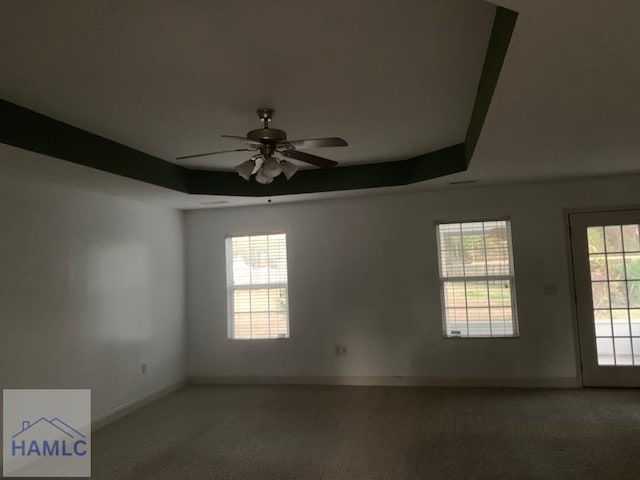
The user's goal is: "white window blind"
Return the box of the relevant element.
[225,233,289,339]
[436,220,518,338]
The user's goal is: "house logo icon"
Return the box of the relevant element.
[3,389,91,477]
[11,417,88,458]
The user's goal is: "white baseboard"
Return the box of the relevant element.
[91,378,188,432]
[188,375,579,388]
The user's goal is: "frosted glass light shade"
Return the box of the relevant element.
[261,156,282,178]
[280,160,299,180]
[255,168,274,184]
[235,159,255,181]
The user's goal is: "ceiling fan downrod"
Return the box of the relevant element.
[247,108,287,144]
[257,108,274,128]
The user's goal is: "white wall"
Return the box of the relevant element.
[186,174,640,385]
[0,176,186,428]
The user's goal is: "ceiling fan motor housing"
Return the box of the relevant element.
[247,107,287,145]
[176,106,344,169]
[246,127,287,144]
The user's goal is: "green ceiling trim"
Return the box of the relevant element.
[186,143,466,197]
[0,5,517,197]
[465,6,518,164]
[0,98,466,197]
[0,99,190,193]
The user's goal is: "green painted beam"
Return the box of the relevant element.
[0,99,467,196]
[186,143,466,197]
[0,99,190,192]
[465,6,518,164]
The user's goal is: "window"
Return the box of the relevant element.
[436,219,518,338]
[225,233,289,339]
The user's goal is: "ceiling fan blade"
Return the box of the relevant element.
[175,148,252,160]
[282,137,348,149]
[281,149,338,168]
[221,135,262,145]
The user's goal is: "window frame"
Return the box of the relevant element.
[435,217,519,339]
[225,231,290,340]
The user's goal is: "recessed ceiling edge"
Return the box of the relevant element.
[0,7,517,197]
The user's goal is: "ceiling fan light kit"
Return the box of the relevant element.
[178,108,348,184]
[234,158,257,181]
[254,167,274,185]
[280,160,299,180]
[261,156,283,178]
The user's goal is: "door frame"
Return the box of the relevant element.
[565,205,640,387]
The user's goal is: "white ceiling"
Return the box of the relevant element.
[1,0,639,209]
[469,0,640,185]
[0,0,493,170]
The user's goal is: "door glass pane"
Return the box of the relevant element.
[594,309,612,336]
[588,223,640,366]
[588,227,605,253]
[611,310,630,336]
[633,338,640,364]
[624,253,640,280]
[609,282,628,308]
[631,309,640,336]
[614,338,633,365]
[589,255,607,280]
[596,337,614,365]
[591,282,610,309]
[630,284,640,308]
[605,226,623,253]
[622,225,640,252]
[607,257,625,280]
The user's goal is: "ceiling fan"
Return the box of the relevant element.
[176,108,348,184]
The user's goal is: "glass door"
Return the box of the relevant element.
[569,210,640,386]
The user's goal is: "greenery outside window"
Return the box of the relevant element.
[225,233,289,339]
[436,219,518,338]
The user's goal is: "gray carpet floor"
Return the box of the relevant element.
[67,385,640,479]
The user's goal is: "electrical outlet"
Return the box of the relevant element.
[334,345,348,355]
[141,364,147,375]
